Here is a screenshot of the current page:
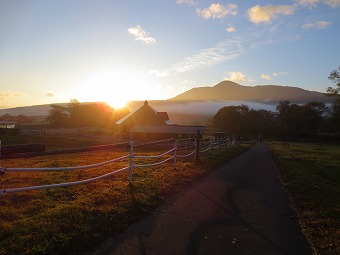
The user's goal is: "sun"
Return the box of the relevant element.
[69,68,157,109]
[107,97,128,109]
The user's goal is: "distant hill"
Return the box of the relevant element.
[0,104,68,116]
[170,80,330,104]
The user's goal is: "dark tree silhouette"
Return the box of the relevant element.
[213,105,249,135]
[300,102,327,134]
[326,66,340,132]
[327,66,340,98]
[46,104,69,127]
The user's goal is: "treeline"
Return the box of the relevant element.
[213,101,339,139]
[0,114,33,123]
[46,100,129,128]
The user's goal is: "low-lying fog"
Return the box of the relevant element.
[128,100,277,115]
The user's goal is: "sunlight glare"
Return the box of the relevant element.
[69,69,162,109]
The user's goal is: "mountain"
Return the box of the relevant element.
[170,81,330,104]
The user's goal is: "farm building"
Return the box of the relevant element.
[115,100,205,140]
[0,121,18,135]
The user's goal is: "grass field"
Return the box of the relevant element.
[0,135,252,255]
[269,142,340,255]
[0,134,111,150]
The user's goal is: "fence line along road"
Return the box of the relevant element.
[0,138,234,195]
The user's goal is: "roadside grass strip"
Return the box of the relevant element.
[269,142,340,255]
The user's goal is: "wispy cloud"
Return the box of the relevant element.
[247,4,296,24]
[127,26,156,45]
[261,71,288,81]
[0,90,26,100]
[176,0,196,6]
[296,0,340,8]
[261,74,273,80]
[302,20,332,29]
[226,25,236,32]
[46,91,56,97]
[296,0,320,7]
[196,3,237,19]
[273,72,288,77]
[151,38,244,77]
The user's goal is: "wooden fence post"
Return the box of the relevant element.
[129,141,134,183]
[173,140,177,170]
[195,130,200,160]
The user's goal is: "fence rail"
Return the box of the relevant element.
[0,138,234,195]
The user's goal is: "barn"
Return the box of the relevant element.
[115,100,205,140]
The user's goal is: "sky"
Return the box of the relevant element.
[1,0,340,109]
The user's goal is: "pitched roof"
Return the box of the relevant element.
[115,100,176,126]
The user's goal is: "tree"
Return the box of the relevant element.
[300,102,327,134]
[327,66,340,99]
[213,105,249,135]
[46,104,69,127]
[67,99,81,127]
[276,100,302,137]
[247,109,276,136]
[326,66,340,132]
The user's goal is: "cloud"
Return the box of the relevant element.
[226,25,236,32]
[273,72,288,77]
[127,26,156,45]
[46,91,55,97]
[261,72,288,81]
[196,3,237,19]
[302,20,332,29]
[325,0,340,7]
[0,90,26,100]
[247,4,296,24]
[224,71,247,83]
[261,74,273,80]
[151,38,244,77]
[296,0,320,7]
[296,0,340,7]
[176,0,196,5]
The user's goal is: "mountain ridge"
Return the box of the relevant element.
[170,80,329,103]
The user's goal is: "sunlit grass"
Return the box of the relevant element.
[0,142,252,255]
[269,142,340,255]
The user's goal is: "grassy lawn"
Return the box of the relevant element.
[0,136,252,255]
[0,134,110,150]
[269,142,340,255]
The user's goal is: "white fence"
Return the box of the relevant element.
[0,138,234,195]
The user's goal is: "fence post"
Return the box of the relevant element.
[129,141,134,183]
[173,140,177,170]
[195,130,200,160]
[209,139,212,155]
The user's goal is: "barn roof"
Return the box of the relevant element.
[115,100,176,126]
[129,125,205,134]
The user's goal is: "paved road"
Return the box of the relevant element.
[92,142,313,255]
